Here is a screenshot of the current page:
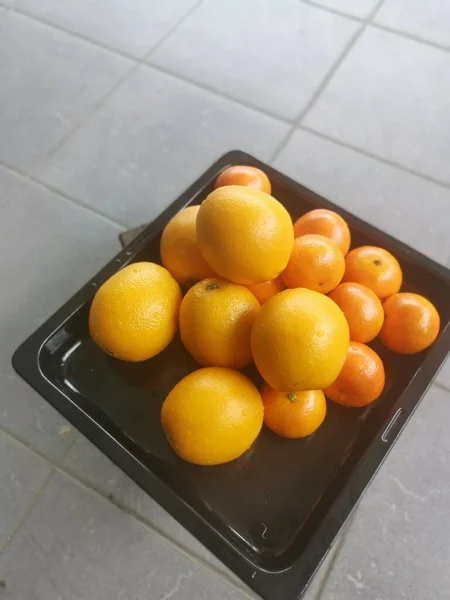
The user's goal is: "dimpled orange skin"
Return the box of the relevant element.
[180,278,260,369]
[160,205,216,285]
[247,277,285,304]
[251,288,349,392]
[328,282,384,343]
[161,367,264,465]
[281,234,345,294]
[343,246,402,299]
[379,293,440,354]
[215,165,272,194]
[294,209,351,256]
[89,262,181,362]
[196,185,294,285]
[324,341,385,407]
[262,385,326,439]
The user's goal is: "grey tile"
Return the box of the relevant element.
[319,386,450,600]
[304,27,450,185]
[151,0,358,120]
[61,435,238,583]
[437,357,450,391]
[0,471,247,600]
[0,431,51,546]
[303,0,378,18]
[14,0,199,58]
[37,66,290,227]
[376,0,450,48]
[0,12,132,171]
[0,166,121,461]
[274,130,450,266]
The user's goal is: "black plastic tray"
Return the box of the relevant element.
[13,151,450,600]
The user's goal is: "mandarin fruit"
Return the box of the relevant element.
[262,385,326,439]
[281,234,345,294]
[215,165,271,194]
[294,209,351,255]
[247,277,285,304]
[196,185,294,285]
[343,246,402,299]
[379,293,440,354]
[251,288,349,392]
[324,341,385,407]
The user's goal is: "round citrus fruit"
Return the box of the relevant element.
[160,205,216,285]
[247,277,285,305]
[324,341,385,407]
[89,262,181,362]
[215,165,271,194]
[343,246,402,299]
[294,209,351,255]
[161,367,264,465]
[281,234,345,294]
[328,282,384,343]
[179,278,260,369]
[379,293,440,354]
[196,185,294,285]
[251,288,349,392]
[261,385,326,439]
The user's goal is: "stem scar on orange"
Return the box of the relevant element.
[214,165,271,194]
[294,209,351,256]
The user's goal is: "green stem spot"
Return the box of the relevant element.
[287,393,297,402]
[206,283,219,291]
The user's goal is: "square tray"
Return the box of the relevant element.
[13,151,450,600]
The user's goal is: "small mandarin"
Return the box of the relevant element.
[294,209,351,255]
[328,282,384,343]
[215,165,271,194]
[161,367,264,465]
[343,246,402,299]
[262,385,326,439]
[247,277,285,304]
[324,341,385,407]
[379,293,440,354]
[281,234,345,294]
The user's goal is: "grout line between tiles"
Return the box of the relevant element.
[298,124,450,191]
[300,0,362,22]
[0,426,251,598]
[0,160,127,229]
[434,380,450,394]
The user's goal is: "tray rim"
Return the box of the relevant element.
[12,150,450,600]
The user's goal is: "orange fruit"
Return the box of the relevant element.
[160,205,216,285]
[261,385,326,439]
[179,278,260,369]
[379,293,440,354]
[251,288,349,392]
[343,246,402,299]
[281,234,345,294]
[161,367,264,465]
[247,277,285,304]
[294,209,351,255]
[324,341,385,407]
[215,165,271,194]
[196,185,294,285]
[89,262,181,362]
[328,282,384,343]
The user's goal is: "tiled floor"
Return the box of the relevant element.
[0,1,449,599]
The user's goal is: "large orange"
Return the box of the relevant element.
[379,293,440,354]
[196,185,294,285]
[262,385,326,439]
[247,277,285,304]
[179,278,260,369]
[160,205,216,285]
[215,165,271,194]
[294,209,351,255]
[251,288,349,392]
[343,246,402,299]
[328,282,384,343]
[161,367,264,465]
[281,234,345,294]
[324,341,385,407]
[89,262,181,362]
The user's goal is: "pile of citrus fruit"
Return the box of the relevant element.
[89,165,441,466]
